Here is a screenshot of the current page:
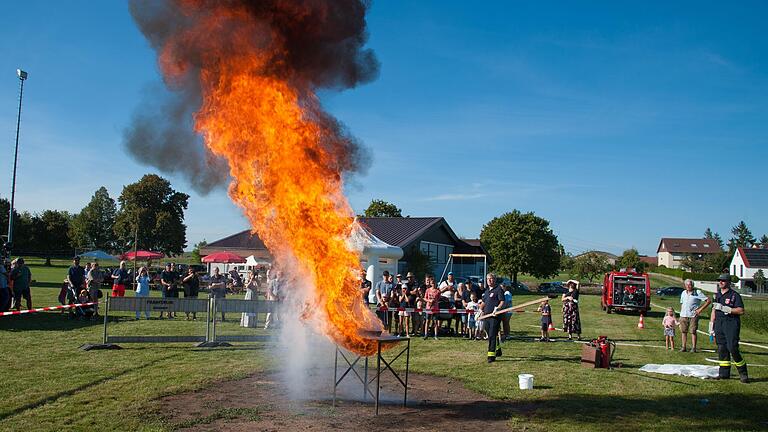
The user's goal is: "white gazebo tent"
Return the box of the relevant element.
[245,255,271,267]
[348,218,403,283]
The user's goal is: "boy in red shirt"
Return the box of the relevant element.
[423,274,441,340]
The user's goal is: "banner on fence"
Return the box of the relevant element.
[108,297,209,313]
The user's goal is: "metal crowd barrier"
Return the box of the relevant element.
[210,298,276,343]
[94,297,277,348]
[103,297,210,344]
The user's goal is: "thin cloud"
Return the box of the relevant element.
[421,192,489,202]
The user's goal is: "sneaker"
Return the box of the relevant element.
[691,348,698,353]
[496,348,502,357]
[680,347,687,352]
[423,335,428,340]
[434,335,438,341]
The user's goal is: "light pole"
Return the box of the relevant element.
[6,69,28,256]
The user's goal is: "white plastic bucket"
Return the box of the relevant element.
[518,374,534,390]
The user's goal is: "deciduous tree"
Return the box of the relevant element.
[361,199,402,218]
[114,174,190,257]
[618,248,646,273]
[479,210,560,284]
[34,210,74,266]
[191,240,207,263]
[69,187,117,252]
[571,252,610,282]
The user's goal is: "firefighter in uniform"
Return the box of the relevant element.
[710,273,748,383]
[481,273,506,363]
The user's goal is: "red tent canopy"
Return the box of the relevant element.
[121,250,164,261]
[202,251,246,264]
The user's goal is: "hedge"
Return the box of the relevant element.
[742,303,768,335]
[650,266,729,282]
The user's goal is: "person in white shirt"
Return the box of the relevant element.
[438,272,457,334]
[679,279,712,352]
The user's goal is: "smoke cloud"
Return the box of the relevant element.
[124,0,379,193]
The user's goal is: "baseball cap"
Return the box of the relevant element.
[717,273,731,282]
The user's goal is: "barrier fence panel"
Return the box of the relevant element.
[211,298,276,343]
[103,297,211,344]
[107,297,210,313]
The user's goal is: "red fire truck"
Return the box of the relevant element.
[601,269,651,314]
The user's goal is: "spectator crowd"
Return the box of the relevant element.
[362,270,528,341]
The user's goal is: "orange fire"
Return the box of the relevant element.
[157,1,383,355]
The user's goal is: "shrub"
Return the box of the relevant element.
[742,303,768,335]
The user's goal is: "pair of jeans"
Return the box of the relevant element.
[135,291,150,319]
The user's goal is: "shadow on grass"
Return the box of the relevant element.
[415,392,768,429]
[32,282,67,289]
[0,353,177,421]
[0,312,101,332]
[497,355,580,364]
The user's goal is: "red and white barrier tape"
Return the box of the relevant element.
[0,302,98,317]
[377,306,468,314]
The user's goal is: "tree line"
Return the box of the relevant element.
[363,199,766,284]
[1,174,189,265]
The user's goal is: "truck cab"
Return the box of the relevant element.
[601,269,651,314]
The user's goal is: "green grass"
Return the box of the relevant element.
[2,264,767,431]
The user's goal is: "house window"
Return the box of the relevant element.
[691,243,697,247]
[740,265,743,277]
[733,265,736,275]
[420,241,454,276]
[703,244,710,248]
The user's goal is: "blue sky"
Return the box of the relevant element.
[1,1,766,256]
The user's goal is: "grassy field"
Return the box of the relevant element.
[1,261,767,431]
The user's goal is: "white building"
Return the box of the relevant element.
[656,237,721,269]
[730,247,768,293]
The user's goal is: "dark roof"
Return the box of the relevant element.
[639,255,658,266]
[454,239,487,255]
[205,230,267,250]
[657,238,721,254]
[741,247,768,268]
[357,217,444,248]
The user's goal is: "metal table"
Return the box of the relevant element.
[333,335,411,415]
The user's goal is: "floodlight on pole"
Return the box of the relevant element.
[7,68,28,256]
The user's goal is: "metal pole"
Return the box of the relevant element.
[7,70,27,252]
[333,348,338,408]
[375,341,382,415]
[102,295,109,344]
[404,338,410,407]
[363,357,368,401]
[212,298,217,342]
[206,298,212,342]
[132,215,138,291]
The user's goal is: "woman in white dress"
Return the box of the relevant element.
[240,269,259,327]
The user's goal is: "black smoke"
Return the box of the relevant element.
[124,0,379,193]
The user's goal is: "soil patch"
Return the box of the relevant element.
[158,370,521,431]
